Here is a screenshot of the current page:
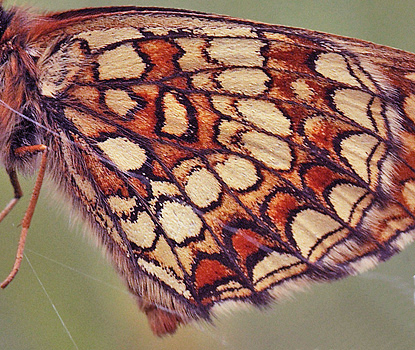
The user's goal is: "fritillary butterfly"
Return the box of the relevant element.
[1,3,415,340]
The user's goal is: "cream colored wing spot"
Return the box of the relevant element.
[190,71,217,90]
[121,212,157,249]
[369,97,387,139]
[136,257,191,298]
[97,43,147,80]
[291,79,314,101]
[235,99,291,136]
[290,209,343,258]
[328,183,372,226]
[349,62,377,92]
[107,195,137,216]
[404,94,415,125]
[64,107,117,137]
[242,131,292,170]
[252,252,303,291]
[72,173,98,204]
[107,196,157,248]
[216,68,270,96]
[161,92,189,137]
[332,88,375,131]
[402,180,415,212]
[105,89,138,116]
[207,38,266,67]
[339,133,381,183]
[175,37,220,72]
[148,236,184,279]
[97,137,147,172]
[211,95,237,116]
[151,180,181,198]
[185,168,221,208]
[214,281,252,300]
[74,27,144,50]
[192,23,257,38]
[214,155,258,191]
[159,201,203,243]
[217,120,292,170]
[314,52,360,87]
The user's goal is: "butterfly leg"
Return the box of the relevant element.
[0,169,23,223]
[1,144,48,288]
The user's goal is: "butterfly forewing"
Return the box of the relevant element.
[1,6,415,335]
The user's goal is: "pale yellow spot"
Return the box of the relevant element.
[402,180,415,212]
[72,173,97,204]
[333,88,374,131]
[176,38,217,72]
[136,257,190,298]
[106,196,157,248]
[150,236,184,278]
[216,280,244,292]
[75,27,144,49]
[315,53,360,86]
[217,68,269,95]
[291,79,314,100]
[161,92,188,137]
[340,133,380,182]
[98,43,146,80]
[404,94,415,125]
[370,97,387,138]
[121,212,156,249]
[151,181,181,197]
[105,89,137,116]
[98,137,146,171]
[192,24,256,38]
[405,72,415,82]
[159,202,202,243]
[262,32,296,43]
[211,95,237,116]
[207,38,265,67]
[308,227,349,262]
[215,155,258,191]
[242,131,292,170]
[144,26,172,36]
[185,168,221,208]
[64,107,117,137]
[191,72,216,90]
[328,183,370,223]
[217,120,292,170]
[252,252,300,284]
[236,99,291,136]
[107,196,137,216]
[349,63,377,92]
[291,209,342,257]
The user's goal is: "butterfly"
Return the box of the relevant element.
[1,4,415,337]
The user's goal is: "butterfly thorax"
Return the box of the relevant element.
[0,8,48,173]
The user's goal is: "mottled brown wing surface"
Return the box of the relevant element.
[3,6,415,335]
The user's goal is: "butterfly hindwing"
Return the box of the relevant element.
[2,6,415,334]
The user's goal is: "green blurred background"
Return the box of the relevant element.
[1,1,415,349]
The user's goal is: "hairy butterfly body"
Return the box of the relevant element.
[1,5,415,336]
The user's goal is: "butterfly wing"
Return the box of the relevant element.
[4,7,415,334]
